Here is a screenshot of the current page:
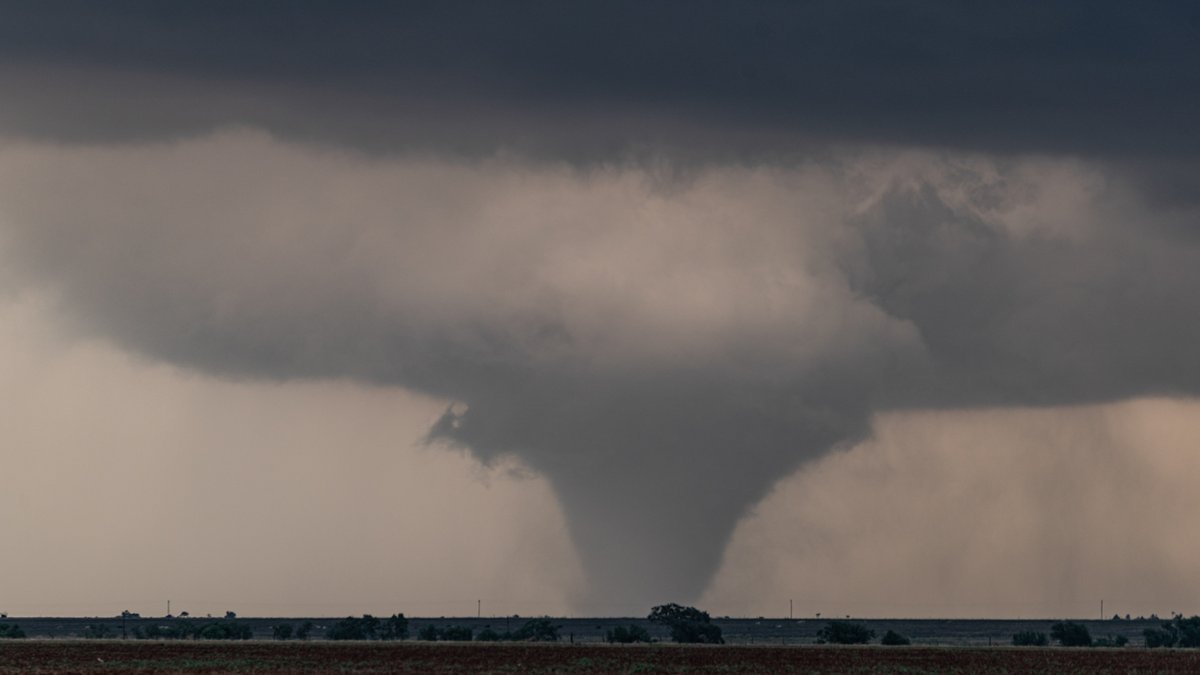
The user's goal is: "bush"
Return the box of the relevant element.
[672,622,723,644]
[441,625,473,641]
[1145,626,1176,648]
[417,625,441,641]
[475,628,501,642]
[0,624,26,639]
[82,624,113,639]
[606,624,652,644]
[295,622,313,640]
[1140,615,1200,649]
[511,618,560,642]
[272,624,293,640]
[816,621,875,645]
[880,630,910,646]
[1050,621,1092,647]
[1012,631,1048,646]
[648,604,723,644]
[327,615,380,641]
[1094,635,1129,647]
[197,620,252,640]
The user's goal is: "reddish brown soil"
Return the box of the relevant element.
[3,641,1200,673]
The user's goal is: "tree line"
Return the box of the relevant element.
[6,605,1200,646]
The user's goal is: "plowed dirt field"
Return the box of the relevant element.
[4,641,1200,673]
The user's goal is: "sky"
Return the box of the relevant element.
[1,2,1200,619]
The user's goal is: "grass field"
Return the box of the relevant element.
[3,641,1200,674]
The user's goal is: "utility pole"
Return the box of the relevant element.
[789,599,793,620]
[1101,600,1104,620]
[167,600,171,617]
[477,599,481,618]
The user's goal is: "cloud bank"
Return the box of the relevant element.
[3,3,1200,606]
[2,128,1197,603]
[2,2,1200,161]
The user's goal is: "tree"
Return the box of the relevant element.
[1171,615,1200,648]
[327,615,381,641]
[295,622,314,641]
[441,625,473,641]
[880,630,911,646]
[1145,626,1176,648]
[1144,615,1200,648]
[1012,631,1048,646]
[475,628,501,642]
[816,621,875,645]
[272,624,294,640]
[380,614,408,641]
[82,624,113,639]
[606,624,652,644]
[648,604,723,644]
[197,619,252,640]
[1093,634,1128,647]
[1050,621,1092,647]
[511,618,560,642]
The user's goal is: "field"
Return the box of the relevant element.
[4,641,1200,674]
[5,617,1163,645]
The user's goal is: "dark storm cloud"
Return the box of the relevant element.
[3,4,1200,607]
[2,134,1198,603]
[3,1,1200,158]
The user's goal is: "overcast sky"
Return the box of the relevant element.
[2,2,1199,618]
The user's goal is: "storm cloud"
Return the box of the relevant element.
[3,2,1200,160]
[1,3,1199,606]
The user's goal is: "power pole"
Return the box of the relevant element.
[1101,600,1104,620]
[789,599,793,620]
[167,600,171,617]
[477,599,481,618]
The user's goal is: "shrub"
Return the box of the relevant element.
[197,620,252,640]
[0,624,26,639]
[672,622,723,644]
[1094,635,1128,647]
[475,628,501,642]
[82,624,113,639]
[1145,626,1176,648]
[441,625,473,641]
[1012,631,1048,646]
[417,625,441,641]
[880,630,911,646]
[511,618,560,642]
[816,621,875,645]
[606,624,652,644]
[327,615,380,641]
[1050,621,1092,647]
[295,622,313,640]
[272,624,293,640]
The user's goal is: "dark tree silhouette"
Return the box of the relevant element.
[647,603,723,644]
